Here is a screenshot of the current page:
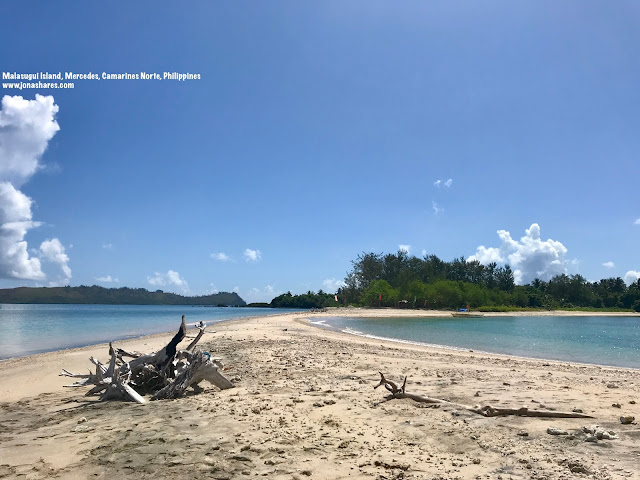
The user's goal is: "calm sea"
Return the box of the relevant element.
[0,304,297,360]
[312,315,640,369]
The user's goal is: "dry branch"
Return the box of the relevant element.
[186,324,206,351]
[375,372,593,419]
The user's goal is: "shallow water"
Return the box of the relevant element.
[0,304,297,359]
[313,315,640,369]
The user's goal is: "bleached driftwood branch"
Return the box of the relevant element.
[152,351,232,400]
[59,316,233,404]
[374,372,593,419]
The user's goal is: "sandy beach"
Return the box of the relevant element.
[0,309,638,479]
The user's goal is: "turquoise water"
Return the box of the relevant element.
[312,315,640,369]
[0,304,297,359]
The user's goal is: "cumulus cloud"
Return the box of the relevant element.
[624,271,640,285]
[244,248,261,262]
[398,244,411,254]
[0,95,60,187]
[147,270,188,291]
[0,95,63,281]
[40,238,71,282]
[322,278,346,292]
[468,223,569,285]
[0,182,44,279]
[634,218,640,225]
[602,261,615,268]
[96,275,118,283]
[211,252,231,262]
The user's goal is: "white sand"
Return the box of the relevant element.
[0,309,638,479]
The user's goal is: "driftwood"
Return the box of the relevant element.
[59,316,233,404]
[152,351,233,400]
[375,372,593,419]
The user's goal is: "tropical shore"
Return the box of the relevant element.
[0,309,638,479]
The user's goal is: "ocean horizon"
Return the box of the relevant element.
[0,304,299,360]
[312,315,640,369]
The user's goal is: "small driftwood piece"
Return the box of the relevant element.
[186,323,207,351]
[60,316,233,404]
[375,372,593,419]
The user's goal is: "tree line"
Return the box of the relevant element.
[272,251,640,311]
[0,286,246,306]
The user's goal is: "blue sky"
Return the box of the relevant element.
[1,1,639,302]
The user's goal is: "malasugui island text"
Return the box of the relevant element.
[2,71,201,81]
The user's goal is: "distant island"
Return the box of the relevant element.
[0,286,246,306]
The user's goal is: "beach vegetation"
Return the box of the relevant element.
[270,290,336,309]
[329,250,640,311]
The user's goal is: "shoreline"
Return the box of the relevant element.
[0,308,304,362]
[1,310,639,478]
[319,306,640,317]
[1,308,637,400]
[308,308,640,371]
[0,306,637,364]
[310,320,640,373]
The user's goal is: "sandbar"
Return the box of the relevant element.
[0,309,638,479]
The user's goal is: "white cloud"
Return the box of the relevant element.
[0,95,61,281]
[398,244,411,254]
[244,248,261,262]
[39,238,72,282]
[209,283,219,294]
[433,178,453,188]
[232,286,240,293]
[147,270,188,291]
[624,271,640,285]
[102,243,113,250]
[421,249,427,257]
[322,278,345,292]
[602,261,615,268]
[211,252,231,262]
[96,275,119,283]
[0,95,60,187]
[0,182,44,279]
[432,201,443,215]
[634,218,640,225]
[244,284,281,303]
[468,223,569,285]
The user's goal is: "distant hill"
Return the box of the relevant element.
[0,286,246,306]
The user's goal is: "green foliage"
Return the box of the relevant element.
[339,250,640,311]
[270,291,336,309]
[361,279,398,307]
[0,286,246,306]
